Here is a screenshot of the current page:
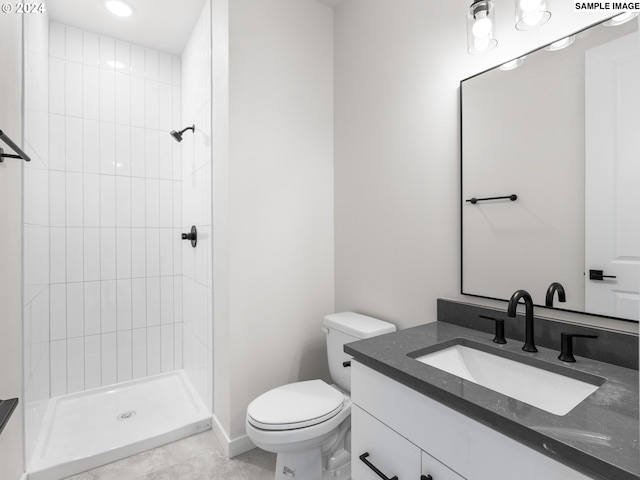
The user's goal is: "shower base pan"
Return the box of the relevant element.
[28,371,211,480]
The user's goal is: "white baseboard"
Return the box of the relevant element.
[211,414,256,458]
[21,473,28,480]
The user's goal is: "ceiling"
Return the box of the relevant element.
[46,0,208,55]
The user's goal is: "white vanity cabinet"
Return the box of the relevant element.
[351,361,593,480]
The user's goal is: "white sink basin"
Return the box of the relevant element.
[415,344,601,416]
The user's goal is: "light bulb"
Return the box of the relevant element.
[523,11,544,26]
[519,0,543,12]
[474,36,492,52]
[473,16,493,37]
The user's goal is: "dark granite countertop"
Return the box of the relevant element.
[345,322,639,480]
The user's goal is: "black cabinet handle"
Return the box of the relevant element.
[343,361,351,368]
[589,269,616,281]
[359,452,398,480]
[421,476,433,480]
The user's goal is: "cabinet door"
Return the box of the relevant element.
[421,451,466,480]
[352,405,421,480]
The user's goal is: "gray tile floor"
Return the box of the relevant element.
[65,430,276,480]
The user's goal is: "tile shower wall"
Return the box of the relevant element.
[181,1,213,411]
[23,10,51,465]
[47,23,184,396]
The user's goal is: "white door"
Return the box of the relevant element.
[585,31,640,320]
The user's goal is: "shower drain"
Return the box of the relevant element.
[117,411,137,420]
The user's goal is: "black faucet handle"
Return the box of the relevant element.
[558,333,598,363]
[479,315,507,344]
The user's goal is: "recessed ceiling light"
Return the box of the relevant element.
[105,0,133,17]
[603,11,639,26]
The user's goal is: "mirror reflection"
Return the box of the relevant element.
[461,17,639,321]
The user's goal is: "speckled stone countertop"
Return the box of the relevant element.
[345,322,639,480]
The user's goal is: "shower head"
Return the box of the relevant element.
[170,124,195,143]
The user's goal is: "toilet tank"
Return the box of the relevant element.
[324,312,396,393]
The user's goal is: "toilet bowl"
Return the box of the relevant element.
[245,312,396,480]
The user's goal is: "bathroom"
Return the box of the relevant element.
[0,0,638,479]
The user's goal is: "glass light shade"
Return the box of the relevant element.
[603,12,639,26]
[467,0,498,54]
[499,56,527,71]
[544,36,575,51]
[515,0,551,31]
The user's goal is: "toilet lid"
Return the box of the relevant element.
[247,380,344,431]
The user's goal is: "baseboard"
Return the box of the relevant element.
[21,473,28,480]
[211,415,256,458]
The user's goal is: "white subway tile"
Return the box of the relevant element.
[173,276,182,323]
[82,31,100,67]
[83,229,101,282]
[49,58,65,115]
[49,171,66,227]
[66,282,84,337]
[130,126,145,177]
[101,333,117,387]
[145,179,159,227]
[83,119,100,174]
[100,228,117,280]
[160,324,174,373]
[50,284,67,341]
[115,124,131,176]
[50,228,66,284]
[146,326,161,376]
[116,228,132,279]
[65,26,83,63]
[66,229,84,283]
[158,131,173,180]
[130,44,145,77]
[145,49,159,80]
[65,172,83,227]
[101,280,117,333]
[100,174,116,227]
[82,65,100,121]
[84,280,101,335]
[159,53,173,84]
[115,40,131,73]
[131,228,146,278]
[49,23,65,59]
[159,180,173,227]
[174,323,183,369]
[159,229,173,277]
[145,229,160,277]
[117,278,132,330]
[145,129,159,179]
[132,328,147,379]
[130,76,145,128]
[99,35,115,69]
[158,83,172,133]
[172,127,182,181]
[116,176,131,228]
[51,339,67,397]
[84,335,101,390]
[144,80,159,130]
[65,61,83,118]
[130,177,146,227]
[65,117,83,172]
[160,276,173,324]
[49,114,66,171]
[117,330,132,383]
[115,73,131,125]
[100,122,116,175]
[146,276,160,326]
[172,56,181,86]
[99,69,115,123]
[83,173,100,227]
[131,278,146,328]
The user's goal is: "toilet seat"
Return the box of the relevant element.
[247,380,344,431]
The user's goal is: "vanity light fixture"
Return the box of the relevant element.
[544,35,575,51]
[105,0,133,17]
[515,0,551,31]
[499,55,527,70]
[603,11,639,26]
[467,0,498,54]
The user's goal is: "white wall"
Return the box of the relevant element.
[212,0,335,453]
[333,0,630,331]
[46,23,184,396]
[0,11,24,480]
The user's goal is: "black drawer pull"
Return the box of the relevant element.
[343,361,351,367]
[359,452,398,480]
[421,476,433,480]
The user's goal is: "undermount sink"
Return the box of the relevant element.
[414,342,603,416]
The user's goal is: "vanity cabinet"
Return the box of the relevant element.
[351,361,592,480]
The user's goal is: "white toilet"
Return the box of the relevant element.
[245,312,396,480]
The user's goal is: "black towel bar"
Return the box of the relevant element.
[0,129,31,162]
[465,194,517,204]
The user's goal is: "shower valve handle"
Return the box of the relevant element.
[182,226,197,248]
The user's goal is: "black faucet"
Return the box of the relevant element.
[545,282,566,307]
[507,290,538,353]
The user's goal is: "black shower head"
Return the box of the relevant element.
[170,124,195,143]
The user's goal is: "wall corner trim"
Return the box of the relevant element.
[211,414,256,459]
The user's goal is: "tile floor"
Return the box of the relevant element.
[65,430,276,480]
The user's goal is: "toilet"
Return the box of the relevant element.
[245,312,396,480]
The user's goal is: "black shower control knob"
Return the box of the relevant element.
[182,226,197,248]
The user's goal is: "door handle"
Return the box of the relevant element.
[359,453,398,480]
[589,269,617,281]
